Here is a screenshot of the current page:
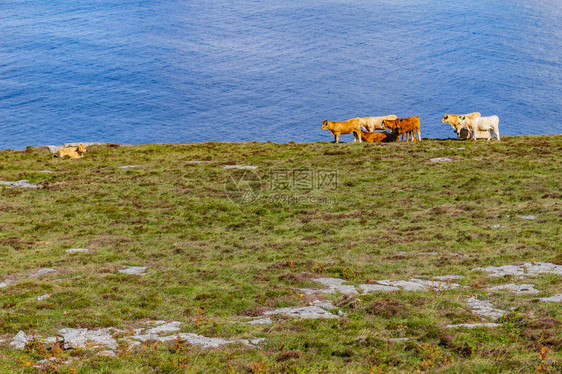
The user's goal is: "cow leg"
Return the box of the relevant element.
[335,133,340,143]
[496,127,500,141]
[417,129,421,141]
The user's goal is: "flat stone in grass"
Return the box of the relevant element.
[144,321,181,334]
[359,284,400,292]
[300,277,358,295]
[186,160,210,164]
[36,294,50,301]
[264,306,339,320]
[434,275,465,280]
[488,283,539,294]
[128,332,244,348]
[0,279,12,288]
[0,180,43,189]
[222,165,258,170]
[118,266,147,275]
[66,248,89,254]
[520,215,537,220]
[29,268,57,277]
[473,262,562,277]
[466,297,506,319]
[59,328,118,350]
[247,318,273,325]
[538,294,562,303]
[430,157,454,162]
[118,165,138,169]
[9,331,28,349]
[445,323,500,329]
[372,278,461,292]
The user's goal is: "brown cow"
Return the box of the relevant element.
[322,118,362,143]
[355,128,399,143]
[381,116,421,142]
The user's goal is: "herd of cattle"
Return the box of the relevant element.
[321,112,500,143]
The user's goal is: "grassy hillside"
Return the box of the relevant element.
[0,136,560,373]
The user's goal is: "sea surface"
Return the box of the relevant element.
[1,0,561,149]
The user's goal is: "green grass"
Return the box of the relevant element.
[0,136,560,373]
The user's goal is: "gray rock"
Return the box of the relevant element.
[118,266,147,275]
[59,328,118,350]
[118,165,138,169]
[520,215,537,220]
[45,145,62,154]
[359,284,400,292]
[316,277,358,294]
[264,306,339,319]
[491,224,501,228]
[64,142,107,147]
[222,165,258,170]
[423,252,440,255]
[29,268,57,277]
[445,323,500,328]
[36,294,50,301]
[538,294,562,303]
[473,262,562,277]
[374,278,461,292]
[0,279,12,288]
[144,321,181,335]
[488,283,540,294]
[186,160,210,164]
[250,338,266,345]
[128,333,240,348]
[389,337,410,342]
[0,180,43,189]
[430,157,454,162]
[10,331,28,349]
[433,275,465,280]
[66,248,89,254]
[310,300,339,310]
[466,297,506,319]
[247,318,273,325]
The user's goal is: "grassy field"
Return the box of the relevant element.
[0,136,560,373]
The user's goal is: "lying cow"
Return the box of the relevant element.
[356,128,399,143]
[322,118,362,143]
[442,112,481,138]
[458,115,500,141]
[381,116,421,142]
[358,115,398,132]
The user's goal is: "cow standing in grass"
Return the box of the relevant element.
[322,118,362,143]
[381,116,421,142]
[459,115,500,141]
[442,112,481,139]
[358,115,398,132]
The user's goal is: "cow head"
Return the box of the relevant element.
[381,119,397,130]
[321,120,329,130]
[76,144,87,155]
[441,114,449,123]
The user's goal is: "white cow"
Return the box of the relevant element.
[459,115,500,141]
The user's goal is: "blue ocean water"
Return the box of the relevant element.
[0,0,560,149]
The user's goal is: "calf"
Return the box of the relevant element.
[322,118,362,143]
[381,116,421,142]
[356,128,399,143]
[358,115,398,132]
[459,115,500,141]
